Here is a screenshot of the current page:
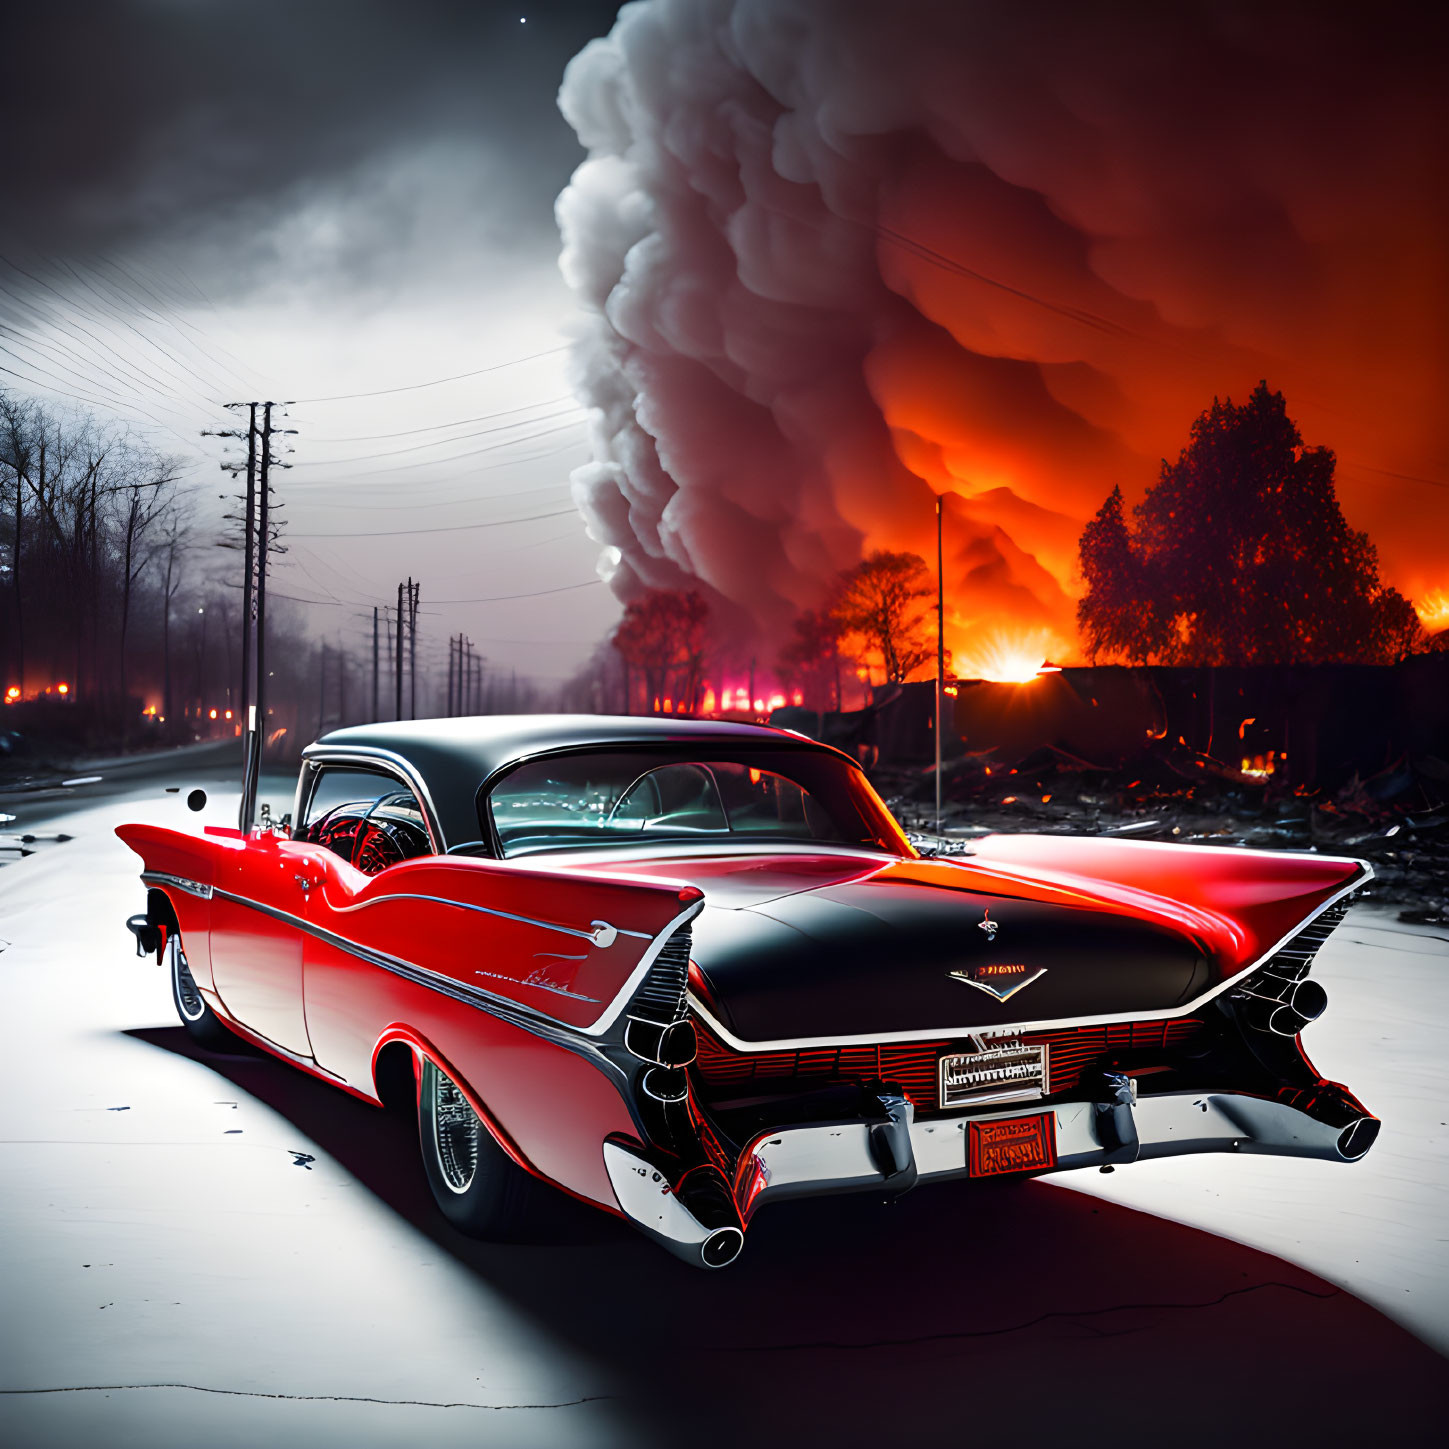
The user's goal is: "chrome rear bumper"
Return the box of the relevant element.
[604,1089,1378,1266]
[737,1088,1378,1219]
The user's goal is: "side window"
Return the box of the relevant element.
[300,765,432,875]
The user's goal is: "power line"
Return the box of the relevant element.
[283,439,587,505]
[286,482,572,514]
[285,418,585,481]
[288,505,577,539]
[46,256,240,403]
[430,578,604,604]
[103,252,262,386]
[0,284,211,425]
[302,393,577,443]
[291,345,569,404]
[76,254,260,399]
[1351,463,1449,492]
[0,256,220,409]
[290,406,584,467]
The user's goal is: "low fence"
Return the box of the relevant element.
[773,655,1449,793]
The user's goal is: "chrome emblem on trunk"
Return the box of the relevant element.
[978,908,999,941]
[948,962,1048,1001]
[940,1034,1048,1107]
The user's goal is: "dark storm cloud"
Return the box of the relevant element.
[2,0,622,295]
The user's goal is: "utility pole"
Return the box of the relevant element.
[383,605,393,714]
[210,402,257,727]
[254,402,273,753]
[407,578,419,720]
[395,583,404,721]
[243,401,293,770]
[213,399,291,831]
[935,492,945,836]
[239,403,257,731]
[317,642,328,740]
[447,633,456,717]
[337,636,347,725]
[371,606,379,722]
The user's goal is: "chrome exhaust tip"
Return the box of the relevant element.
[1258,979,1329,1036]
[701,1226,744,1268]
[602,1143,746,1270]
[1336,1116,1380,1161]
[1290,978,1328,1023]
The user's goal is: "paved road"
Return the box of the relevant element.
[2,758,1446,1447]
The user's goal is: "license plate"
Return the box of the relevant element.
[939,1042,1047,1108]
[968,1113,1057,1177]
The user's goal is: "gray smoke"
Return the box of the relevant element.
[556,0,1449,669]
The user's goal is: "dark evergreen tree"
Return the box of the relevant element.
[1077,485,1163,663]
[1077,383,1424,665]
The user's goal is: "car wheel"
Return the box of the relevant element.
[169,935,236,1051]
[418,1057,541,1239]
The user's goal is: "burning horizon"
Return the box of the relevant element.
[558,0,1448,679]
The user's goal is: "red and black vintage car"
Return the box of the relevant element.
[120,715,1376,1268]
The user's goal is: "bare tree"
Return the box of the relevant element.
[112,455,183,714]
[832,550,936,684]
[777,608,849,710]
[155,498,195,721]
[611,590,711,713]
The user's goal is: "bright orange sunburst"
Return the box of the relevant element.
[957,629,1061,684]
[1415,589,1449,634]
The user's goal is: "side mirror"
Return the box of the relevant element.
[187,789,207,812]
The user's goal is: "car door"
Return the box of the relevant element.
[207,827,324,1058]
[293,762,439,1088]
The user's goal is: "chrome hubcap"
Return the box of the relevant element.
[173,940,205,1021]
[430,1066,481,1194]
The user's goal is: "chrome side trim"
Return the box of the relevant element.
[142,870,213,900]
[208,883,645,1129]
[325,889,650,947]
[207,886,702,1042]
[213,886,598,1042]
[689,866,1371,1050]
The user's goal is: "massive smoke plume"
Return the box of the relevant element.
[557,0,1448,673]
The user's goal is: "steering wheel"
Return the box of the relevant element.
[352,792,431,875]
[307,795,430,875]
[308,802,369,861]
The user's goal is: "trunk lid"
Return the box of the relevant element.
[686,837,1366,1044]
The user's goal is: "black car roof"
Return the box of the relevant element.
[307,714,845,848]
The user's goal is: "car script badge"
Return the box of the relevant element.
[948,962,1048,1002]
[978,908,999,941]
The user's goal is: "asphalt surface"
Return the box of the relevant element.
[1,752,1446,1447]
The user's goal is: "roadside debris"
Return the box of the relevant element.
[884,742,1449,926]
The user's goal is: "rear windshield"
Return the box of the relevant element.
[483,748,911,860]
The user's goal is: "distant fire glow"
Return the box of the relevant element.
[959,630,1062,684]
[1416,590,1449,634]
